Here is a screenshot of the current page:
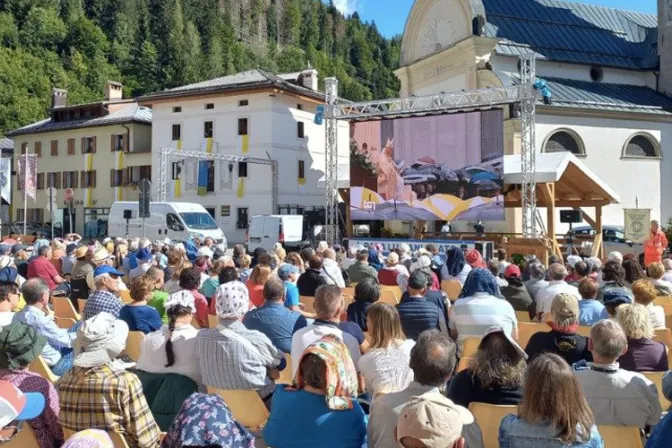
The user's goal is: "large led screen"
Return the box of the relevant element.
[349,109,504,221]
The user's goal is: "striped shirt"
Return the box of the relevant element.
[448,292,517,356]
[57,364,161,448]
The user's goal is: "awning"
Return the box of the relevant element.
[317,164,351,189]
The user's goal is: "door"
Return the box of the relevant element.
[262,217,281,250]
[62,209,76,235]
[164,211,186,241]
[248,217,264,250]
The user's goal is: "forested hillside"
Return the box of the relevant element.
[0,0,401,135]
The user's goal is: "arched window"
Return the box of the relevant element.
[543,129,585,156]
[623,133,660,158]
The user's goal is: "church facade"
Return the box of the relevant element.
[394,0,672,234]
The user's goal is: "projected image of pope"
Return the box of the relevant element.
[376,138,404,201]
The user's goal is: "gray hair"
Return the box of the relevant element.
[37,245,50,257]
[129,240,139,251]
[94,273,111,287]
[548,263,568,281]
[664,259,672,271]
[590,320,627,360]
[21,278,49,305]
[409,330,457,387]
[322,248,336,260]
[314,284,343,319]
[529,262,546,279]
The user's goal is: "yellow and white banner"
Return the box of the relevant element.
[624,208,651,243]
[115,147,124,201]
[237,178,245,198]
[174,140,182,198]
[238,135,249,154]
[201,138,213,154]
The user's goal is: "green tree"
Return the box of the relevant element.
[183,21,202,83]
[281,0,300,45]
[0,12,18,47]
[300,1,319,50]
[266,3,277,45]
[19,7,67,51]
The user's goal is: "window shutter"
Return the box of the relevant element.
[80,170,86,187]
[51,140,58,156]
[92,170,97,188]
[34,142,41,158]
[122,167,128,186]
[37,173,44,189]
[62,171,68,188]
[122,134,128,152]
[68,139,75,155]
[110,135,116,152]
[72,171,79,189]
[21,143,27,155]
[17,177,22,191]
[92,136,97,153]
[110,169,115,187]
[55,172,62,189]
[81,138,86,154]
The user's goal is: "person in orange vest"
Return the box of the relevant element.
[644,220,668,267]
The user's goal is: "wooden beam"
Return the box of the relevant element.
[596,205,604,260]
[545,183,562,259]
[554,199,611,207]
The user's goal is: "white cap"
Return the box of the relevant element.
[481,326,528,360]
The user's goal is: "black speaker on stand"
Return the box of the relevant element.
[560,210,582,255]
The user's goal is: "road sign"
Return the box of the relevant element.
[139,179,151,219]
[64,188,74,202]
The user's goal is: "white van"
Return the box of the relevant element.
[109,202,227,248]
[247,215,304,252]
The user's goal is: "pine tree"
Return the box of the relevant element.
[281,0,300,46]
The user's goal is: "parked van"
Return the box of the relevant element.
[247,215,304,252]
[109,202,227,248]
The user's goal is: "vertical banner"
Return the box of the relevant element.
[238,134,249,153]
[624,208,651,243]
[174,140,183,198]
[197,160,209,196]
[0,158,11,204]
[237,177,245,198]
[116,146,124,201]
[18,154,37,201]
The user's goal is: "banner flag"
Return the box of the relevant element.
[624,208,651,243]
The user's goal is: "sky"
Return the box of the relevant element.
[328,0,657,37]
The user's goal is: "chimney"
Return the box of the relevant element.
[300,66,319,91]
[51,88,68,109]
[104,81,123,101]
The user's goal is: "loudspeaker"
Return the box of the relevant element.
[123,209,132,220]
[560,210,582,224]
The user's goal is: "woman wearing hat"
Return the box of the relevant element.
[0,322,63,448]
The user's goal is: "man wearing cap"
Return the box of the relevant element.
[57,312,161,448]
[0,380,46,442]
[13,278,77,376]
[525,293,592,365]
[26,246,68,293]
[243,278,308,353]
[0,323,63,448]
[574,319,661,429]
[535,263,580,320]
[601,289,633,319]
[348,250,378,284]
[196,281,284,400]
[82,265,124,321]
[397,271,447,341]
[396,392,473,448]
[129,247,154,281]
[277,263,303,313]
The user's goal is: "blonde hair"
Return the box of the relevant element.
[648,262,665,280]
[240,254,252,268]
[367,302,405,350]
[616,304,654,339]
[274,247,287,263]
[632,279,657,306]
[209,259,227,275]
[130,275,155,302]
[249,265,272,286]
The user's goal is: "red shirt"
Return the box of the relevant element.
[189,289,209,329]
[247,281,265,308]
[377,268,398,286]
[27,257,59,291]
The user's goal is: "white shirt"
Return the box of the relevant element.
[495,276,509,288]
[135,324,202,384]
[445,264,472,285]
[393,264,409,277]
[321,258,345,288]
[662,270,672,284]
[498,260,511,275]
[358,339,415,395]
[129,263,151,281]
[0,311,15,326]
[653,278,672,292]
[645,303,666,330]
[340,257,356,271]
[291,322,361,378]
[536,280,581,315]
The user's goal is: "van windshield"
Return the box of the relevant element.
[179,212,218,230]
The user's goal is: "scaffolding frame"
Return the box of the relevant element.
[322,54,538,244]
[157,148,279,213]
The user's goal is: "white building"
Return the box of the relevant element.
[396,0,672,234]
[140,68,349,243]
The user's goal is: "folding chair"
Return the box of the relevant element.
[597,425,643,448]
[378,289,399,305]
[77,299,87,315]
[457,356,471,372]
[641,371,672,412]
[441,280,462,302]
[119,290,133,304]
[468,402,518,448]
[463,337,481,358]
[28,356,59,383]
[515,311,531,323]
[300,296,315,314]
[576,326,592,337]
[125,331,145,362]
[55,316,77,330]
[380,285,402,299]
[654,328,672,347]
[342,287,356,297]
[52,296,80,320]
[3,423,40,448]
[516,322,548,349]
[206,387,269,432]
[208,314,218,329]
[191,316,201,329]
[653,295,672,306]
[277,353,293,385]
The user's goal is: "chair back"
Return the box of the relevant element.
[381,285,402,298]
[515,311,531,323]
[125,331,145,362]
[662,302,672,317]
[597,425,643,448]
[654,328,672,347]
[342,287,356,298]
[641,371,672,412]
[378,289,399,305]
[441,280,462,302]
[70,277,90,302]
[277,353,293,385]
[517,322,548,349]
[300,296,315,313]
[52,296,80,320]
[191,316,201,329]
[457,357,471,372]
[208,314,218,329]
[3,423,40,448]
[206,387,269,432]
[77,299,87,314]
[119,290,133,304]
[653,295,672,306]
[55,316,77,330]
[575,326,592,337]
[468,402,517,448]
[463,337,482,358]
[28,356,59,383]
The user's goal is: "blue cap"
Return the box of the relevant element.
[0,268,18,285]
[277,264,299,281]
[93,265,124,278]
[602,289,632,307]
[136,247,152,262]
[17,392,45,421]
[0,245,10,255]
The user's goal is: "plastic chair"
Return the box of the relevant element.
[463,337,481,358]
[208,314,218,329]
[653,295,672,306]
[597,425,643,448]
[52,296,80,320]
[668,349,672,370]
[28,356,59,383]
[379,289,399,305]
[277,353,293,385]
[342,286,356,297]
[457,357,471,372]
[191,316,201,329]
[575,326,592,337]
[77,299,87,314]
[517,322,548,349]
[641,371,672,412]
[119,290,133,304]
[125,331,145,362]
[3,423,40,448]
[55,316,77,330]
[515,311,531,323]
[380,285,402,298]
[468,402,518,448]
[300,296,315,313]
[206,387,269,432]
[654,328,672,347]
[662,302,672,316]
[441,280,462,302]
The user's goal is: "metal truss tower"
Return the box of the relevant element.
[519,53,538,238]
[324,78,340,246]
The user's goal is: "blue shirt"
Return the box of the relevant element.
[13,306,76,366]
[262,385,367,448]
[284,282,300,308]
[243,302,308,353]
[118,304,163,334]
[498,414,603,448]
[201,277,219,302]
[578,299,605,326]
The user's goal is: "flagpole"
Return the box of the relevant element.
[23,154,27,236]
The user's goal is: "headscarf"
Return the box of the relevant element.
[294,335,358,411]
[445,246,465,277]
[368,249,383,271]
[458,268,499,298]
[465,249,486,269]
[162,393,255,448]
[215,281,249,319]
[62,430,114,448]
